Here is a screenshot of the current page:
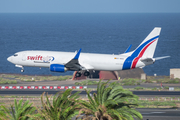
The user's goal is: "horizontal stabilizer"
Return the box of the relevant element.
[140,58,154,62]
[154,56,170,60]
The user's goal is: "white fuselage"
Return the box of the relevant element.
[7,50,146,71]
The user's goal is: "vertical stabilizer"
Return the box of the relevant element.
[132,27,161,58]
[122,27,161,70]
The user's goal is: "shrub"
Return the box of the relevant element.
[123,81,136,86]
[75,82,81,85]
[168,80,180,84]
[164,86,169,89]
[137,82,141,85]
[0,80,17,84]
[151,87,157,90]
[134,86,144,90]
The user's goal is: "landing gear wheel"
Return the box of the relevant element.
[75,72,81,77]
[21,69,24,72]
[84,71,90,76]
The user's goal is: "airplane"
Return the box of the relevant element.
[7,27,169,77]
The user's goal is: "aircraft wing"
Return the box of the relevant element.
[64,49,83,71]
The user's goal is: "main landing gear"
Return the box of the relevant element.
[75,71,90,77]
[75,72,81,77]
[84,71,90,76]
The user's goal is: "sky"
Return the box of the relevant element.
[0,0,180,13]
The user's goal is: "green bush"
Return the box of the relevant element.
[168,80,180,84]
[145,79,154,83]
[136,82,141,85]
[164,86,169,89]
[151,87,157,90]
[121,78,142,86]
[134,87,144,90]
[0,80,17,84]
[75,82,81,85]
[123,81,136,86]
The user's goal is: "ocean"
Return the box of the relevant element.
[0,13,179,76]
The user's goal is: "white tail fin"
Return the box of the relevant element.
[132,27,161,58]
[122,27,161,70]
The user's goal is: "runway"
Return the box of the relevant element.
[0,90,180,96]
[138,108,180,120]
[72,108,180,120]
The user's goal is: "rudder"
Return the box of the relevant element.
[132,27,161,58]
[122,27,161,70]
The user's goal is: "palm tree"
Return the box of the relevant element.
[37,89,80,120]
[0,99,37,120]
[76,80,143,120]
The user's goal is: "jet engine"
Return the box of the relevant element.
[50,64,67,72]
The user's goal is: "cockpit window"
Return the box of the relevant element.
[14,54,18,56]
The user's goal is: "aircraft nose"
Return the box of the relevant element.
[7,56,13,62]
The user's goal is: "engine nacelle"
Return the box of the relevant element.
[50,64,67,72]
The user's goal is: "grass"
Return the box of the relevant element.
[75,80,99,85]
[138,100,179,108]
[0,78,17,84]
[121,77,180,85]
[0,74,72,82]
[84,87,180,91]
[164,86,169,89]
[20,75,72,81]
[0,96,40,98]
[146,76,180,83]
[1,74,180,84]
[1,95,180,108]
[134,86,144,90]
[121,78,142,85]
[75,79,142,86]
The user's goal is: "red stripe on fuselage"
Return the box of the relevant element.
[131,39,157,69]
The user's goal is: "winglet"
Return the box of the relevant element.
[74,48,81,59]
[124,44,132,53]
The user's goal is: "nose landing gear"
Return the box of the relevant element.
[21,69,24,73]
[15,65,24,73]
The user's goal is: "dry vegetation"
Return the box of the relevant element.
[0,74,72,84]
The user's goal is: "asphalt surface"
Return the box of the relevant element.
[72,108,180,120]
[0,90,180,96]
[139,108,180,120]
